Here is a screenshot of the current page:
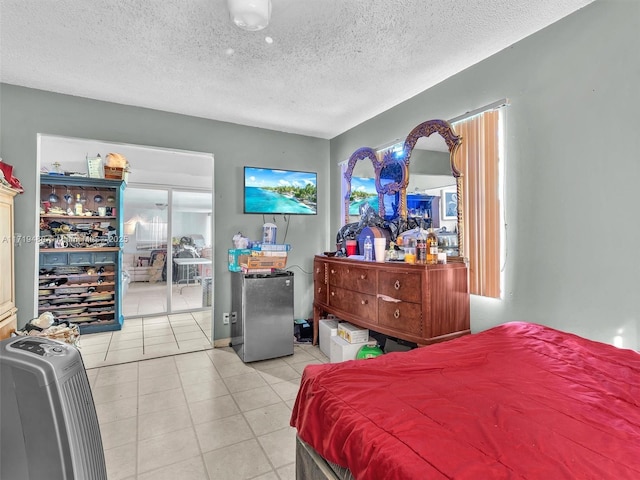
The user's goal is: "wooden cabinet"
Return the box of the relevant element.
[38,176,125,334]
[0,184,18,340]
[313,255,470,346]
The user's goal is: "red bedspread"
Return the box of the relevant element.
[290,322,640,479]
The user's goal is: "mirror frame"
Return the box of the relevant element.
[343,147,383,225]
[375,148,407,220]
[341,119,463,257]
[402,119,463,256]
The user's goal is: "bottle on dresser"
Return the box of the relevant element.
[427,228,438,265]
[416,227,427,264]
[415,216,428,264]
[363,235,373,261]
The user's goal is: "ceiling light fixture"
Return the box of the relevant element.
[227,0,271,31]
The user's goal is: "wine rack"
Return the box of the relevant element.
[38,175,125,334]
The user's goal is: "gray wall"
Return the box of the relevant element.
[0,85,329,339]
[410,150,452,176]
[331,0,640,349]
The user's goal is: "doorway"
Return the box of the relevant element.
[37,134,215,366]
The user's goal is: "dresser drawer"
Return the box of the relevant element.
[314,259,327,303]
[40,252,68,266]
[329,287,377,323]
[328,263,376,294]
[69,252,93,265]
[378,270,422,303]
[0,313,17,340]
[378,300,422,336]
[315,282,328,304]
[314,259,326,285]
[94,252,116,265]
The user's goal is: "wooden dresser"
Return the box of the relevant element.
[313,255,470,346]
[0,184,18,340]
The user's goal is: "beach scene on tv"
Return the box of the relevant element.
[244,167,317,215]
[349,176,379,216]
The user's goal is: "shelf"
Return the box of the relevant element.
[39,175,124,335]
[38,282,115,290]
[39,272,116,280]
[38,293,115,302]
[39,247,120,252]
[40,215,116,220]
[78,319,120,334]
[55,312,115,321]
[38,300,115,319]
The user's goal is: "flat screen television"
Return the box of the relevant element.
[244,166,317,215]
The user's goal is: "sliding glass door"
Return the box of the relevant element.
[122,187,212,317]
[170,190,213,312]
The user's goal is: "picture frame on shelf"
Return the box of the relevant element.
[87,155,103,179]
[441,188,458,220]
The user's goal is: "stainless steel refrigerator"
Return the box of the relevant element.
[231,271,294,362]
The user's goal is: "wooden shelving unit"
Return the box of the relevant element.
[38,175,125,334]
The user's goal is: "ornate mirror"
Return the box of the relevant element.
[376,146,407,220]
[402,119,463,256]
[343,147,382,225]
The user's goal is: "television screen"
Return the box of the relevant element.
[244,167,317,215]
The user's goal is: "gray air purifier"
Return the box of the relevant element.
[0,336,107,479]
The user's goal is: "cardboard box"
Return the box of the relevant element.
[337,322,370,344]
[251,244,291,252]
[330,335,377,363]
[228,249,251,272]
[239,254,287,269]
[319,319,340,358]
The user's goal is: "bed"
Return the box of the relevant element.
[290,322,640,479]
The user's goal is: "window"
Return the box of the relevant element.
[452,105,505,299]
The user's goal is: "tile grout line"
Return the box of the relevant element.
[135,360,141,479]
[180,349,217,479]
[168,313,184,351]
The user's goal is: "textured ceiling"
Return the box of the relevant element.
[0,0,593,139]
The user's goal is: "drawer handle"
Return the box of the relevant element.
[331,291,335,296]
[394,280,401,290]
[361,299,368,305]
[394,309,400,319]
[377,294,401,303]
[317,287,322,293]
[316,267,320,273]
[360,274,367,280]
[331,269,336,274]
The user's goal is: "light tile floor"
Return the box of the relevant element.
[85,344,328,480]
[79,310,213,369]
[123,281,209,317]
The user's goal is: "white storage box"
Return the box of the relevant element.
[337,322,370,344]
[330,335,377,363]
[319,319,340,358]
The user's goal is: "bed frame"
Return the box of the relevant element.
[296,437,353,480]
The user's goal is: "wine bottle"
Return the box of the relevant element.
[427,228,438,265]
[416,226,427,264]
[74,193,83,215]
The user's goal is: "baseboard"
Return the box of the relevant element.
[213,337,231,348]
